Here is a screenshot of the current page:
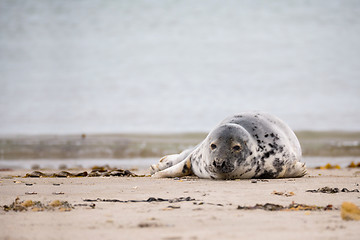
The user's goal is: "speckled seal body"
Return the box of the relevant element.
[151,112,306,179]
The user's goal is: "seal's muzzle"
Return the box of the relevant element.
[212,158,235,173]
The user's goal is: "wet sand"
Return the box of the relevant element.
[1,131,359,160]
[0,168,359,240]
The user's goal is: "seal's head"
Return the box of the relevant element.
[206,124,251,177]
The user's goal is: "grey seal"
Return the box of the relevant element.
[150,112,306,179]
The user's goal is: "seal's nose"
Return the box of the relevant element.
[212,158,234,173]
[212,159,225,168]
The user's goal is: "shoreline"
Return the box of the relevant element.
[1,131,360,160]
[1,156,360,172]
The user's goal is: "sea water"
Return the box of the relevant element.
[0,0,360,135]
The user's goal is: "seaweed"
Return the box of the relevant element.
[237,202,335,211]
[341,202,360,221]
[83,196,195,203]
[24,168,143,178]
[347,161,360,168]
[2,197,75,212]
[306,187,359,194]
[272,190,295,197]
[315,163,341,170]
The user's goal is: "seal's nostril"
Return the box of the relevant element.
[233,145,241,151]
[212,161,217,167]
[221,161,226,168]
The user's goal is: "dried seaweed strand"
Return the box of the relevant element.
[237,202,336,211]
[83,196,195,203]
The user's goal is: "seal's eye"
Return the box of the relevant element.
[233,145,241,151]
[210,144,217,150]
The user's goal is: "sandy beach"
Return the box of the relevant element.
[0,167,359,240]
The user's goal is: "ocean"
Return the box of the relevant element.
[1,0,360,135]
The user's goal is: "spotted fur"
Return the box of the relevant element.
[151,112,306,179]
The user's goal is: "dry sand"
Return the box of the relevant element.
[0,168,359,240]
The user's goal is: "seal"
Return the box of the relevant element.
[150,112,306,179]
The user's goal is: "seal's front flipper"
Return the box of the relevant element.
[150,148,196,175]
[150,154,180,174]
[151,157,192,178]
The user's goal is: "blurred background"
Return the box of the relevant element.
[0,0,359,169]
